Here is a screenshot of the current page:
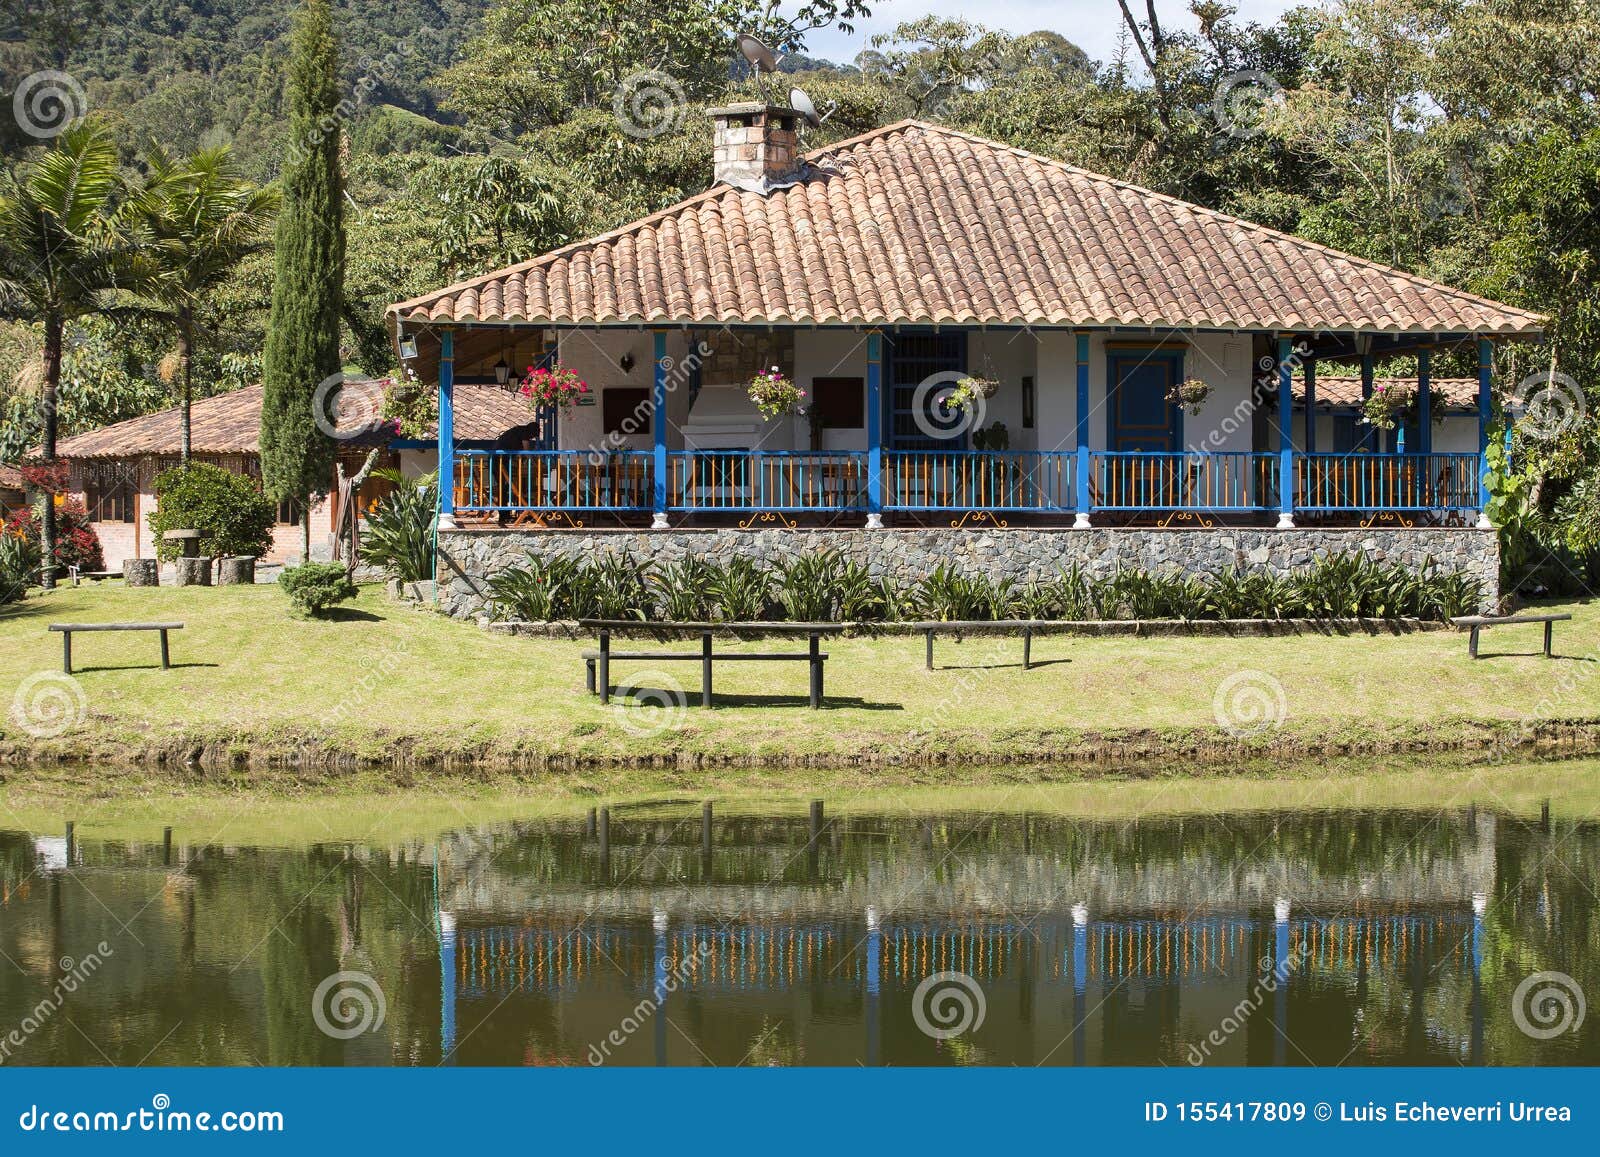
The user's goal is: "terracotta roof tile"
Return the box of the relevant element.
[55,382,532,460]
[391,121,1545,335]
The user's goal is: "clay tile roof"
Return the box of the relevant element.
[388,120,1546,335]
[0,464,22,490]
[1294,376,1483,411]
[54,382,532,460]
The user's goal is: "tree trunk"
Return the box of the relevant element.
[39,314,62,590]
[178,314,193,465]
[302,503,311,564]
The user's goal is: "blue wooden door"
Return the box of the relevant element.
[887,332,968,450]
[1110,356,1178,451]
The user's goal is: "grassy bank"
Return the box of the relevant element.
[0,582,1597,772]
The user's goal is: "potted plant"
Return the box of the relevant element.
[1165,377,1212,415]
[747,366,805,420]
[520,362,590,409]
[972,421,1009,451]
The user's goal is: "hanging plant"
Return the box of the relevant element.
[955,374,999,400]
[747,366,805,420]
[1361,381,1414,430]
[380,376,436,440]
[520,362,590,409]
[1165,377,1212,415]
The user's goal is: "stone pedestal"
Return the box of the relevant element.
[173,557,212,587]
[217,556,256,586]
[124,558,159,587]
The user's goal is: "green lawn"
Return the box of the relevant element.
[0,582,1597,770]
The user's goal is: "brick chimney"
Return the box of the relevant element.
[708,103,807,194]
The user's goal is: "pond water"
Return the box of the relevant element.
[0,795,1596,1066]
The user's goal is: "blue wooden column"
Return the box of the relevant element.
[651,330,669,529]
[1304,358,1317,454]
[1073,332,1091,529]
[437,329,456,528]
[1417,346,1432,456]
[865,331,884,528]
[1478,337,1494,527]
[1276,335,1295,527]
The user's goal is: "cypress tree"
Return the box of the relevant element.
[259,0,343,561]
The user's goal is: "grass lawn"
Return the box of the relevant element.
[0,581,1597,771]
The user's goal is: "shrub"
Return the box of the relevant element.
[487,555,594,621]
[0,530,34,603]
[279,562,357,616]
[360,469,437,581]
[4,498,103,580]
[148,463,274,562]
[590,551,652,620]
[774,550,846,621]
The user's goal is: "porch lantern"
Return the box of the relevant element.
[494,356,511,387]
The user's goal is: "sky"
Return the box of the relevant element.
[804,0,1304,68]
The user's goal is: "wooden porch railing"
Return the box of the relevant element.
[882,451,1076,511]
[669,451,868,512]
[1089,452,1279,511]
[1295,452,1481,511]
[455,450,654,511]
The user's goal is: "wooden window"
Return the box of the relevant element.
[276,496,301,526]
[602,387,650,437]
[83,468,136,523]
[810,377,864,429]
[1022,375,1035,429]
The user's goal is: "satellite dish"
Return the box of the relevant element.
[789,86,822,128]
[736,32,780,73]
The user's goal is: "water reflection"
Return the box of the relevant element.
[0,804,1595,1066]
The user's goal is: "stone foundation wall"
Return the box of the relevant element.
[435,526,1500,619]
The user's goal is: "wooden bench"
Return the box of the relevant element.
[578,620,837,709]
[1451,613,1572,659]
[907,620,1057,671]
[48,622,184,674]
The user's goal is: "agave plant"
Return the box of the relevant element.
[359,469,437,581]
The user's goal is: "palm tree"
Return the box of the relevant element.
[0,123,141,587]
[134,146,279,464]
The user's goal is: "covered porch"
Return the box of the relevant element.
[416,322,1497,530]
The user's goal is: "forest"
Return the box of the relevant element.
[2,0,1598,585]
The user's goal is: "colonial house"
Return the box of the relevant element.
[55,380,531,570]
[387,110,1542,614]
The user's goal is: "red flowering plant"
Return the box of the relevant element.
[520,363,589,409]
[4,500,105,579]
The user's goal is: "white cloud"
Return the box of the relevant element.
[803,0,1303,70]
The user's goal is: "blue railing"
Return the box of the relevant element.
[452,450,1483,517]
[455,450,654,511]
[883,451,1076,511]
[1295,452,1481,512]
[1089,451,1279,511]
[669,451,867,512]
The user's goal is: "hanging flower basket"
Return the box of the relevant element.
[1165,377,1212,415]
[956,374,999,400]
[380,377,436,440]
[1361,381,1413,430]
[520,363,590,409]
[747,367,805,420]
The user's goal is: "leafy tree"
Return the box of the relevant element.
[259,0,343,561]
[133,144,279,463]
[0,123,145,587]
